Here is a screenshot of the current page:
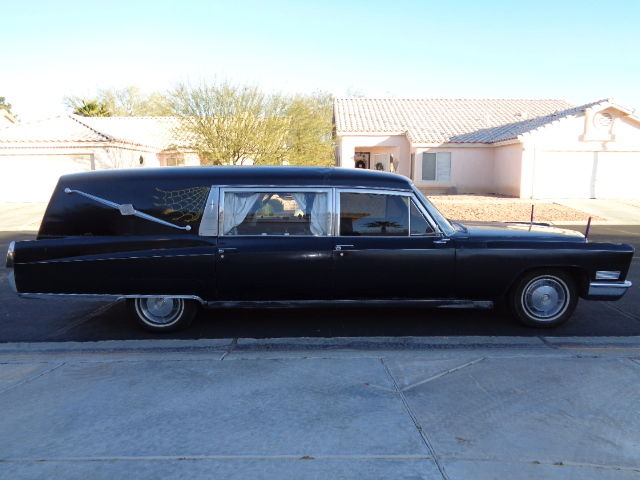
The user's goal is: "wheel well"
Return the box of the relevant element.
[505,266,589,299]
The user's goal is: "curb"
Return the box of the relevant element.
[0,336,638,355]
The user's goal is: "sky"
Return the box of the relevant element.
[2,0,640,120]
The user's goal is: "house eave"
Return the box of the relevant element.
[0,141,162,152]
[336,130,407,138]
[410,140,521,148]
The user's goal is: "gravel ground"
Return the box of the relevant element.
[429,195,602,223]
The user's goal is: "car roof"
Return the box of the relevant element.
[59,166,414,190]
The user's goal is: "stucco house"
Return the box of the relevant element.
[334,98,640,198]
[0,115,199,202]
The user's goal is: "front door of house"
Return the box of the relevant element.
[371,153,390,172]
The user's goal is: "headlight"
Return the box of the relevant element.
[5,241,15,268]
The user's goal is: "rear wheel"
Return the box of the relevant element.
[508,270,577,328]
[128,297,198,332]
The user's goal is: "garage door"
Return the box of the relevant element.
[0,154,93,202]
[532,151,640,199]
[532,151,593,198]
[594,152,639,198]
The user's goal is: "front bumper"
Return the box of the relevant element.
[587,280,632,300]
[7,270,17,294]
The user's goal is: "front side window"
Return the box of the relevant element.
[422,152,451,181]
[410,201,435,235]
[340,192,409,236]
[223,191,329,236]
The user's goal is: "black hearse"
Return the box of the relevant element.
[6,167,634,332]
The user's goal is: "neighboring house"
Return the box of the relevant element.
[334,98,640,198]
[0,115,199,202]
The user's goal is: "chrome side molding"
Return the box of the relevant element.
[17,292,206,305]
[14,293,493,310]
[64,188,191,231]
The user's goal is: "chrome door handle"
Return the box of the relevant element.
[433,238,450,245]
[334,244,354,251]
[218,247,237,258]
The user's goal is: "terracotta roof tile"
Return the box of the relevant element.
[79,116,182,149]
[334,98,608,143]
[0,115,184,149]
[0,115,113,143]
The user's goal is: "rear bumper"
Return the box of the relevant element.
[587,280,632,300]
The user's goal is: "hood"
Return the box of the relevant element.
[456,221,586,242]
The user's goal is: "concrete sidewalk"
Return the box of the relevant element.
[1,337,639,479]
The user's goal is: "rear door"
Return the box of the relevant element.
[215,188,334,301]
[332,190,456,300]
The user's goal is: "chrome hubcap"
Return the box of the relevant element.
[522,277,568,320]
[137,297,184,326]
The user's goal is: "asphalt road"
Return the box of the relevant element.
[1,225,639,342]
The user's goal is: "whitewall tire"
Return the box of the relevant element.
[509,270,578,328]
[128,297,198,332]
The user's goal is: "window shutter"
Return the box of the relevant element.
[435,153,451,182]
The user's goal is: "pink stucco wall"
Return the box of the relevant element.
[413,146,497,194]
[493,144,523,197]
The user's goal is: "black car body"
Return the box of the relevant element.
[6,167,634,331]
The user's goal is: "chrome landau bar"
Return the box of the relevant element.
[64,188,191,231]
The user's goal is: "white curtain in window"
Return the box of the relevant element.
[223,193,261,234]
[292,193,328,236]
[292,193,307,214]
[310,193,329,236]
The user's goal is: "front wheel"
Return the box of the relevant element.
[128,297,198,332]
[508,270,578,328]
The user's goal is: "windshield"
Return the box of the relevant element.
[411,186,456,236]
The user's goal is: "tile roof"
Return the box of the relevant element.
[0,115,113,143]
[0,115,182,149]
[79,116,182,149]
[334,98,609,144]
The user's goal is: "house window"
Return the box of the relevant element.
[421,152,451,182]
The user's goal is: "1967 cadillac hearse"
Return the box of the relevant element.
[5,167,634,332]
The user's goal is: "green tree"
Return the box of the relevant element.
[169,81,292,166]
[72,99,111,117]
[284,92,334,166]
[169,81,335,166]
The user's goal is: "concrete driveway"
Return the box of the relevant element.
[0,203,46,231]
[552,198,640,225]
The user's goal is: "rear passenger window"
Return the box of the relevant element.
[340,192,409,236]
[223,191,329,236]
